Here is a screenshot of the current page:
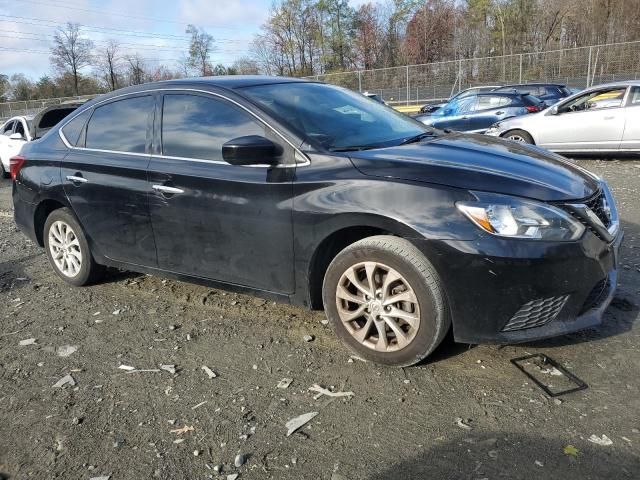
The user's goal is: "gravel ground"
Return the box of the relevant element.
[1,159,639,480]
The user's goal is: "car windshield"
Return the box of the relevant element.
[241,82,427,151]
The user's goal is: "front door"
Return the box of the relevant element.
[61,94,157,266]
[147,92,295,293]
[537,87,627,151]
[621,86,640,150]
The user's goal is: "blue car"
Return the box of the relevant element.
[493,83,572,105]
[414,92,544,133]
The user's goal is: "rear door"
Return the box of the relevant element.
[431,97,475,131]
[536,86,628,151]
[61,94,157,266]
[466,95,513,132]
[621,86,640,150]
[147,91,295,293]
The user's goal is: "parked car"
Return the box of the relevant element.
[419,85,502,114]
[12,77,622,366]
[0,102,84,178]
[485,81,640,153]
[493,83,572,105]
[414,92,544,132]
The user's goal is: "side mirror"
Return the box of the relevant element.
[549,105,559,115]
[9,132,24,140]
[222,135,282,166]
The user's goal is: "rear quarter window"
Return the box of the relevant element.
[61,109,92,146]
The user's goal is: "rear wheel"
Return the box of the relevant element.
[322,236,449,367]
[43,208,103,286]
[502,129,534,144]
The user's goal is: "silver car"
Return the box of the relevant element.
[485,81,640,153]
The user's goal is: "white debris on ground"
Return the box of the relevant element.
[308,384,354,400]
[285,412,319,437]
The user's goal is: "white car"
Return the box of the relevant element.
[0,101,86,178]
[0,116,33,178]
[485,81,640,153]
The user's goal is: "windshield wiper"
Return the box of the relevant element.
[400,130,437,145]
[329,145,379,152]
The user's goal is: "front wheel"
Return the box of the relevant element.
[0,160,9,179]
[502,129,534,144]
[43,208,103,286]
[323,236,449,367]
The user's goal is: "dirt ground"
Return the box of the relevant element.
[1,159,639,480]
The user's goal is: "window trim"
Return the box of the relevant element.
[58,88,309,167]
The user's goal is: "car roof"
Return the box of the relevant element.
[5,115,34,122]
[499,83,566,88]
[588,80,640,88]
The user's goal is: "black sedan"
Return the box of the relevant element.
[11,77,622,366]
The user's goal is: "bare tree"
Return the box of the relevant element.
[125,54,146,85]
[97,40,122,91]
[186,24,215,76]
[50,23,94,95]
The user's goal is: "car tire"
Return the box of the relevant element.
[323,235,450,367]
[0,160,9,179]
[502,129,534,144]
[43,208,104,286]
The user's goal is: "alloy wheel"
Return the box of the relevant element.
[507,134,527,142]
[335,261,420,352]
[48,220,83,278]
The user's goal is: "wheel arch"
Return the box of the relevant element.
[500,128,536,144]
[305,214,423,310]
[33,197,71,247]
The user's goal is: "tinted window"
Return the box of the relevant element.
[40,107,77,129]
[474,95,512,110]
[1,121,14,135]
[14,121,26,138]
[161,94,266,160]
[241,83,425,151]
[630,87,640,105]
[61,109,92,146]
[86,96,152,153]
[435,96,476,117]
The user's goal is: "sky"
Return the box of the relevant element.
[0,0,370,80]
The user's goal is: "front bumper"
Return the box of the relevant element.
[412,229,623,344]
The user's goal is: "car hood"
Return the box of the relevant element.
[348,133,599,202]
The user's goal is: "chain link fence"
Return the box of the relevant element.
[308,41,640,105]
[0,94,99,123]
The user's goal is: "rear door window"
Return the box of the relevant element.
[629,87,640,105]
[474,96,512,111]
[85,95,153,153]
[161,94,266,161]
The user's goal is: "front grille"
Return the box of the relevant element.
[579,277,611,315]
[564,190,612,240]
[584,191,611,228]
[502,295,569,332]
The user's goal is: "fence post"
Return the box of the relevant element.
[358,70,362,92]
[406,65,410,105]
[586,46,593,88]
[519,54,523,83]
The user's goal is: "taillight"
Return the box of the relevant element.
[526,105,540,113]
[9,155,26,181]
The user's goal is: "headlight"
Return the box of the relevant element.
[457,192,585,241]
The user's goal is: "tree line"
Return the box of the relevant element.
[251,0,640,76]
[2,0,640,103]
